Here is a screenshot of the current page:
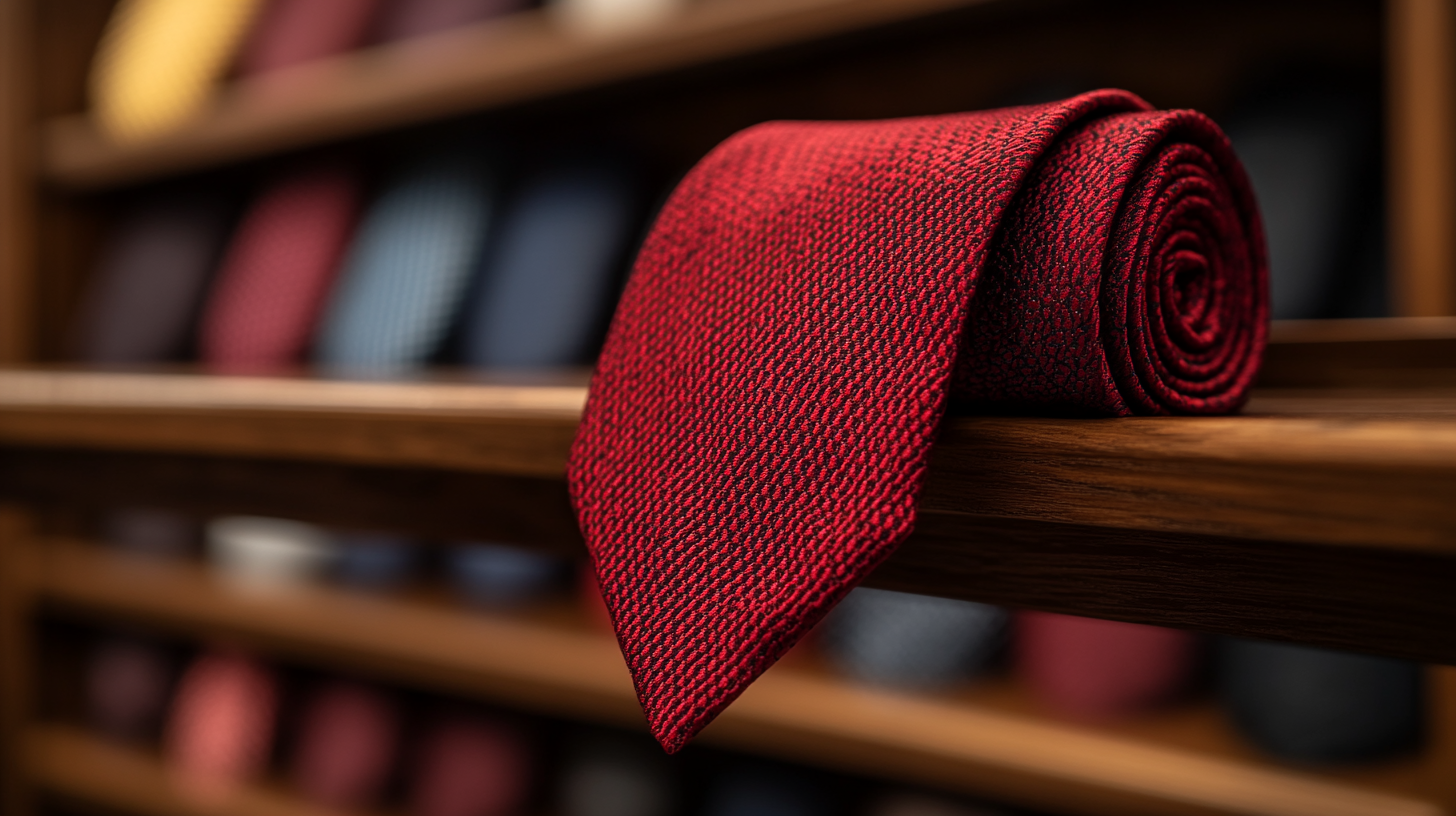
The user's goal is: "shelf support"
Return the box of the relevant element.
[1389,0,1456,316]
[0,0,36,360]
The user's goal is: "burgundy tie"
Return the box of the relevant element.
[290,680,399,809]
[236,0,381,75]
[568,89,1267,751]
[410,716,531,816]
[1017,611,1197,721]
[199,167,360,369]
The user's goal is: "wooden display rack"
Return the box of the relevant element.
[3,1,1456,816]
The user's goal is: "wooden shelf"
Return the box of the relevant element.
[40,0,987,189]
[1,320,1455,662]
[25,725,391,816]
[19,542,1451,816]
[0,368,589,477]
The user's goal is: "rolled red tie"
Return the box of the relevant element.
[568,89,1267,751]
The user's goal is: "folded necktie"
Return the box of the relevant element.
[1220,639,1423,763]
[236,0,382,76]
[462,154,638,368]
[87,636,174,742]
[410,715,531,816]
[290,680,399,809]
[315,158,491,369]
[200,168,361,368]
[74,194,231,363]
[569,89,1267,751]
[165,651,279,799]
[1017,611,1196,721]
[90,0,263,140]
[557,732,677,816]
[821,588,1005,690]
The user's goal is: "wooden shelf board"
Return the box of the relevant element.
[41,0,988,188]
[1,363,1455,551]
[26,725,390,816]
[22,544,1447,816]
[0,368,588,478]
[1,348,1455,662]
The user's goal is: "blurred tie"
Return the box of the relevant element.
[74,194,231,364]
[376,0,529,41]
[316,158,491,370]
[1220,639,1423,763]
[1017,612,1197,722]
[91,0,263,140]
[557,733,676,816]
[200,168,361,370]
[290,681,399,809]
[463,155,637,368]
[165,651,279,800]
[821,588,1006,691]
[236,0,382,76]
[87,636,175,742]
[410,715,531,816]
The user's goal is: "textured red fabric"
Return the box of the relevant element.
[199,167,360,368]
[568,90,1267,752]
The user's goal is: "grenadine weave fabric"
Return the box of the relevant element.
[568,89,1268,752]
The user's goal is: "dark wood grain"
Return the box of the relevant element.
[24,547,1447,816]
[0,0,34,364]
[2,442,1456,664]
[0,449,583,552]
[877,512,1456,664]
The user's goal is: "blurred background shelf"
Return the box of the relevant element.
[40,0,988,189]
[16,540,1452,816]
[26,725,391,816]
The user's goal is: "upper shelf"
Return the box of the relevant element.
[41,0,985,189]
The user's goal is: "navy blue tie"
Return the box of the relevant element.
[463,155,637,368]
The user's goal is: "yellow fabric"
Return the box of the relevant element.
[90,0,263,141]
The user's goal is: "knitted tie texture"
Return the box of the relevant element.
[567,89,1268,752]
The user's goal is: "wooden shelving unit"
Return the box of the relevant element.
[5,1,1456,815]
[13,540,1455,816]
[0,330,1454,664]
[25,726,381,816]
[38,0,989,189]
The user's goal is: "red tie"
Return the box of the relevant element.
[199,167,360,369]
[568,89,1267,752]
[235,0,381,75]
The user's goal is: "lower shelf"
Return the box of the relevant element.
[25,725,390,816]
[21,540,1451,816]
